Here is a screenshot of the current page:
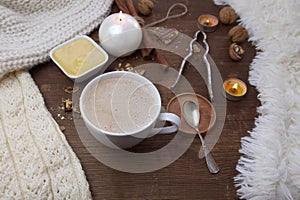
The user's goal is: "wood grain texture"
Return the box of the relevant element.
[30,0,259,199]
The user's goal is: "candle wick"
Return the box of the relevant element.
[229,83,239,94]
[204,20,210,25]
[230,88,237,94]
[118,11,124,22]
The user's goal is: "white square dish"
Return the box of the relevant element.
[50,35,109,81]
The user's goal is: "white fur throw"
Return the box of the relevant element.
[0,0,113,198]
[214,0,300,199]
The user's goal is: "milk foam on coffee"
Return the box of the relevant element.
[84,77,157,133]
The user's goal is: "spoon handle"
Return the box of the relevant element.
[197,131,219,174]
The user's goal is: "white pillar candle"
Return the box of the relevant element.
[98,12,142,57]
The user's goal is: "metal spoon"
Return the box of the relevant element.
[182,101,219,174]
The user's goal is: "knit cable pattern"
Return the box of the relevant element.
[0,71,91,199]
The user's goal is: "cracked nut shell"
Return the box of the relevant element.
[229,43,244,61]
[138,0,154,16]
[228,25,248,43]
[219,6,237,25]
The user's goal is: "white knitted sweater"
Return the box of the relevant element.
[0,0,113,199]
[0,0,113,78]
[1,71,92,199]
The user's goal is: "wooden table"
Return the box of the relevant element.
[30,0,259,199]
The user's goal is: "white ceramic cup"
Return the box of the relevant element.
[80,71,181,149]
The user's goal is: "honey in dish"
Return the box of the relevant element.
[52,37,106,76]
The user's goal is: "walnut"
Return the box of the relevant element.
[219,6,237,25]
[228,25,248,43]
[229,43,244,61]
[138,0,154,16]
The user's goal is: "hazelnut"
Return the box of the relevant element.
[219,6,237,25]
[138,0,154,16]
[228,25,248,43]
[229,43,244,61]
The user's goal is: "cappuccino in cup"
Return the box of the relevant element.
[83,76,157,133]
[80,71,180,149]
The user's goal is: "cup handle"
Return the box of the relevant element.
[153,113,181,134]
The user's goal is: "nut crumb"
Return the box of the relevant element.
[64,86,79,94]
[65,99,73,112]
[61,98,73,112]
[124,63,131,68]
[135,69,145,75]
[60,126,66,132]
[57,113,66,120]
[114,62,145,75]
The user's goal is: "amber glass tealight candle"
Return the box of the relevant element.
[223,78,247,101]
[197,14,219,32]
